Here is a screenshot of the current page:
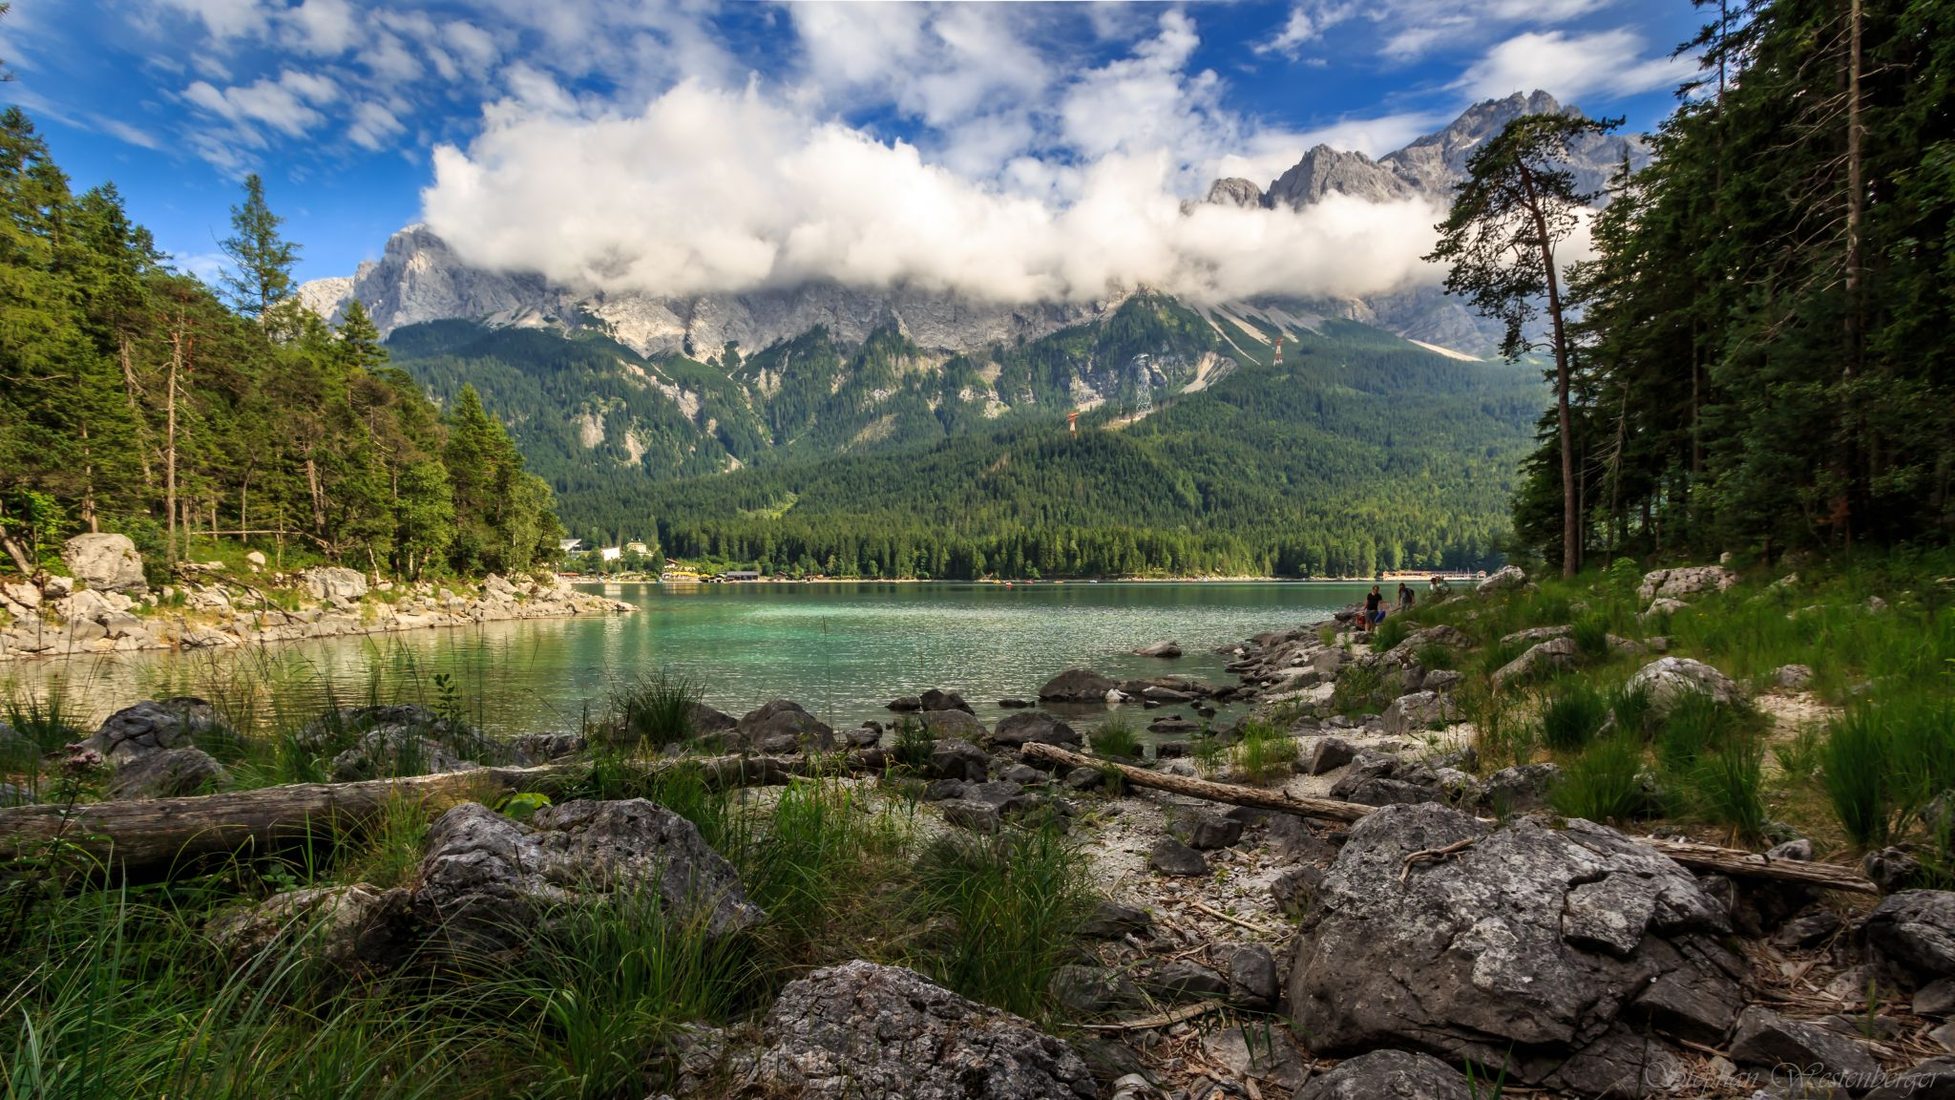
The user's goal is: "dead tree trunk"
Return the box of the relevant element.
[0,750,889,878]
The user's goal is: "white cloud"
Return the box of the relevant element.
[183,70,333,136]
[1255,2,1356,58]
[1459,28,1695,102]
[283,0,357,55]
[420,80,1444,308]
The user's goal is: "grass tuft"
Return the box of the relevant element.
[1087,718,1142,761]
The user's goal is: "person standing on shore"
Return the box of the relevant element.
[1363,585,1385,631]
[1397,582,1415,612]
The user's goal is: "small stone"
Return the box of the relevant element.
[1063,766,1106,791]
[1167,807,1243,850]
[940,798,1001,834]
[1774,663,1815,690]
[1772,908,1844,950]
[1729,1005,1880,1079]
[928,738,990,782]
[1049,964,1145,1016]
[1138,959,1229,1003]
[1917,979,1955,1018]
[1081,900,1153,939]
[1304,736,1356,776]
[1148,837,1208,877]
[1227,944,1280,1008]
[1296,1049,1471,1100]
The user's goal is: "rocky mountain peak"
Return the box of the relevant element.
[1266,144,1413,210]
[1203,177,1266,209]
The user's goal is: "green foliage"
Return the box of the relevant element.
[1512,0,1955,560]
[390,314,1539,579]
[1571,615,1611,659]
[1370,614,1411,652]
[1538,678,1609,753]
[1823,693,1955,849]
[601,671,700,751]
[0,120,561,585]
[1231,720,1297,785]
[1087,718,1142,761]
[911,827,1094,1021]
[1549,734,1649,823]
[1330,659,1395,716]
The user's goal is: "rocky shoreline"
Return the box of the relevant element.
[0,533,633,662]
[4,561,1952,1098]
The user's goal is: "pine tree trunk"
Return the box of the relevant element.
[166,326,181,565]
[119,337,156,491]
[1520,166,1581,576]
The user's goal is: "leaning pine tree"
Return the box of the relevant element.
[1427,112,1617,577]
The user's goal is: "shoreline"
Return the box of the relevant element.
[0,569,634,664]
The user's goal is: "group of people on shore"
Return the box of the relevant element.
[1357,581,1420,633]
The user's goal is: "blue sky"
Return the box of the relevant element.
[1,1,1704,293]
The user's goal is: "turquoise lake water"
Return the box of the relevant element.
[4,581,1376,735]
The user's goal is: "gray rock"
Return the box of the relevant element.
[1138,958,1229,1002]
[1774,663,1816,690]
[1728,1005,1880,1080]
[886,695,922,712]
[1063,766,1106,791]
[1134,641,1182,658]
[1490,636,1579,689]
[1304,737,1357,776]
[988,712,1081,748]
[920,709,987,741]
[1000,763,1045,785]
[1297,1049,1472,1100]
[1049,964,1144,1016]
[1768,837,1815,861]
[1476,564,1528,595]
[1772,908,1844,950]
[919,688,973,714]
[1422,668,1464,693]
[1500,624,1573,648]
[925,779,969,802]
[754,960,1096,1099]
[736,700,836,754]
[109,746,227,799]
[330,729,476,781]
[1624,656,1745,721]
[842,725,881,749]
[62,532,147,594]
[1482,762,1563,813]
[207,883,415,975]
[1637,565,1736,603]
[964,781,1035,814]
[1199,1024,1306,1091]
[301,566,368,602]
[86,698,220,764]
[687,702,737,733]
[1866,847,1927,894]
[1866,890,1955,980]
[1081,899,1154,940]
[929,738,991,782]
[1379,690,1456,735]
[1865,1057,1955,1100]
[941,799,1002,834]
[507,732,586,763]
[1227,944,1280,1008]
[1916,979,1955,1018]
[1037,668,1116,704]
[416,800,762,954]
[1288,803,1731,1096]
[1168,808,1243,850]
[1148,837,1209,877]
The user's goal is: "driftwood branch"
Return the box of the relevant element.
[1020,743,1879,895]
[0,750,889,877]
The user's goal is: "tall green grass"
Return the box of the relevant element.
[601,671,700,751]
[1231,720,1296,784]
[1823,693,1955,849]
[1538,678,1609,752]
[1087,717,1142,760]
[1548,734,1648,823]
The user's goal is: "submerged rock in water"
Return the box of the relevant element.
[752,960,1096,1099]
[1038,668,1117,703]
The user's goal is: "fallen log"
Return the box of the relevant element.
[0,749,888,877]
[1020,742,1879,895]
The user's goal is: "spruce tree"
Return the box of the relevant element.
[219,173,298,319]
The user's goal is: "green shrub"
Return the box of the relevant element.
[603,671,700,750]
[890,717,933,771]
[1571,615,1611,659]
[911,827,1094,1021]
[1087,718,1141,761]
[1330,659,1395,716]
[1773,728,1825,782]
[1231,721,1296,785]
[1682,737,1768,840]
[1822,707,1895,848]
[1608,684,1655,738]
[1549,735,1649,823]
[1414,643,1459,671]
[1538,678,1609,753]
[1371,615,1411,652]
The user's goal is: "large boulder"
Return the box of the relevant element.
[735,700,835,754]
[1379,690,1457,735]
[1038,668,1117,704]
[1623,657,1745,721]
[1490,636,1579,690]
[1866,891,1955,982]
[1637,566,1736,604]
[208,883,417,976]
[61,532,147,595]
[1288,803,1739,1097]
[330,729,477,782]
[301,566,368,602]
[416,800,763,954]
[85,698,221,764]
[109,746,227,799]
[1476,564,1528,595]
[987,712,1081,748]
[752,960,1096,1099]
[1297,1050,1472,1100]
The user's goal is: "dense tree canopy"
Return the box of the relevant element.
[1503,0,1955,563]
[0,110,559,581]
